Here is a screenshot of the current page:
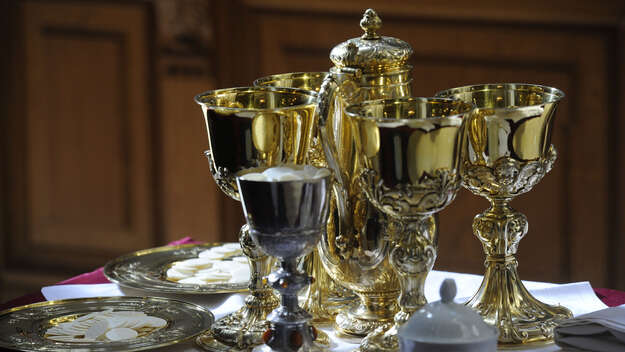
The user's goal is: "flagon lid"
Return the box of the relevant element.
[329,9,413,74]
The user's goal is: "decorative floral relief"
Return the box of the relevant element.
[463,145,557,197]
[360,168,460,217]
[205,149,238,200]
[473,211,528,257]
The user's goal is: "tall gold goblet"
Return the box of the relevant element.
[345,97,470,351]
[254,71,355,323]
[194,87,317,351]
[436,84,573,345]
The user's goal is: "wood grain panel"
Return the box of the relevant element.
[159,70,240,243]
[244,0,625,26]
[7,1,155,270]
[616,21,625,291]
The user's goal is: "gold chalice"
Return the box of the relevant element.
[436,83,573,345]
[194,87,317,351]
[254,71,355,323]
[345,97,470,351]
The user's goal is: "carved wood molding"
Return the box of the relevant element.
[243,0,625,27]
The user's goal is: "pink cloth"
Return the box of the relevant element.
[593,288,625,307]
[56,237,201,285]
[0,237,202,311]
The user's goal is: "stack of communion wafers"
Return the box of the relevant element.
[45,309,167,342]
[166,243,250,285]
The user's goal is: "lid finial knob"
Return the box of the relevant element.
[360,9,382,40]
[440,278,457,303]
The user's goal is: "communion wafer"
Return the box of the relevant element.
[105,327,138,341]
[85,319,109,340]
[178,277,210,285]
[198,250,227,259]
[169,264,196,274]
[174,258,213,269]
[45,310,166,343]
[210,246,242,255]
[232,256,248,264]
[240,165,330,182]
[166,268,188,281]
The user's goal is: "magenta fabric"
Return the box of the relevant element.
[56,237,201,285]
[0,237,202,311]
[593,288,625,307]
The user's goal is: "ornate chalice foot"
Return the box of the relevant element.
[467,200,572,345]
[436,82,573,345]
[358,216,438,352]
[334,291,398,337]
[196,225,279,351]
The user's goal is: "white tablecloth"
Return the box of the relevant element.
[42,270,607,351]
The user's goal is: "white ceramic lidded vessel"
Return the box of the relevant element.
[398,279,498,352]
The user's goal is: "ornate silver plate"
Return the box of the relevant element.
[0,296,214,352]
[104,243,249,294]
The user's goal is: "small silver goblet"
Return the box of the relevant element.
[236,166,331,352]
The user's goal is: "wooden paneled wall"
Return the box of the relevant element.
[2,0,624,301]
[0,0,237,301]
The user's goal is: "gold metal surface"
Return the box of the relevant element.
[329,9,413,73]
[346,97,469,351]
[311,9,417,337]
[0,296,214,352]
[195,87,317,351]
[254,71,356,324]
[436,83,573,345]
[104,243,247,294]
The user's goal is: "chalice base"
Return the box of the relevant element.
[196,291,279,351]
[357,323,398,352]
[334,293,398,337]
[467,258,572,345]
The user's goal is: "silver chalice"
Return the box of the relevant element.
[236,165,331,352]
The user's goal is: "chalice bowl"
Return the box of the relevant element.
[436,84,573,345]
[236,165,331,352]
[345,97,471,351]
[194,87,318,351]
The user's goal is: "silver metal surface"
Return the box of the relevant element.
[236,167,331,352]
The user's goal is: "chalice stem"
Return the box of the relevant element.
[467,198,572,344]
[359,215,438,352]
[392,215,438,323]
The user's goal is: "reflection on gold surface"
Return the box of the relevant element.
[195,87,316,200]
[436,83,572,345]
[345,97,469,351]
[347,98,469,215]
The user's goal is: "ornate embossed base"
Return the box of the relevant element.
[357,216,438,352]
[197,225,279,351]
[334,292,398,337]
[468,200,572,345]
[196,291,278,351]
